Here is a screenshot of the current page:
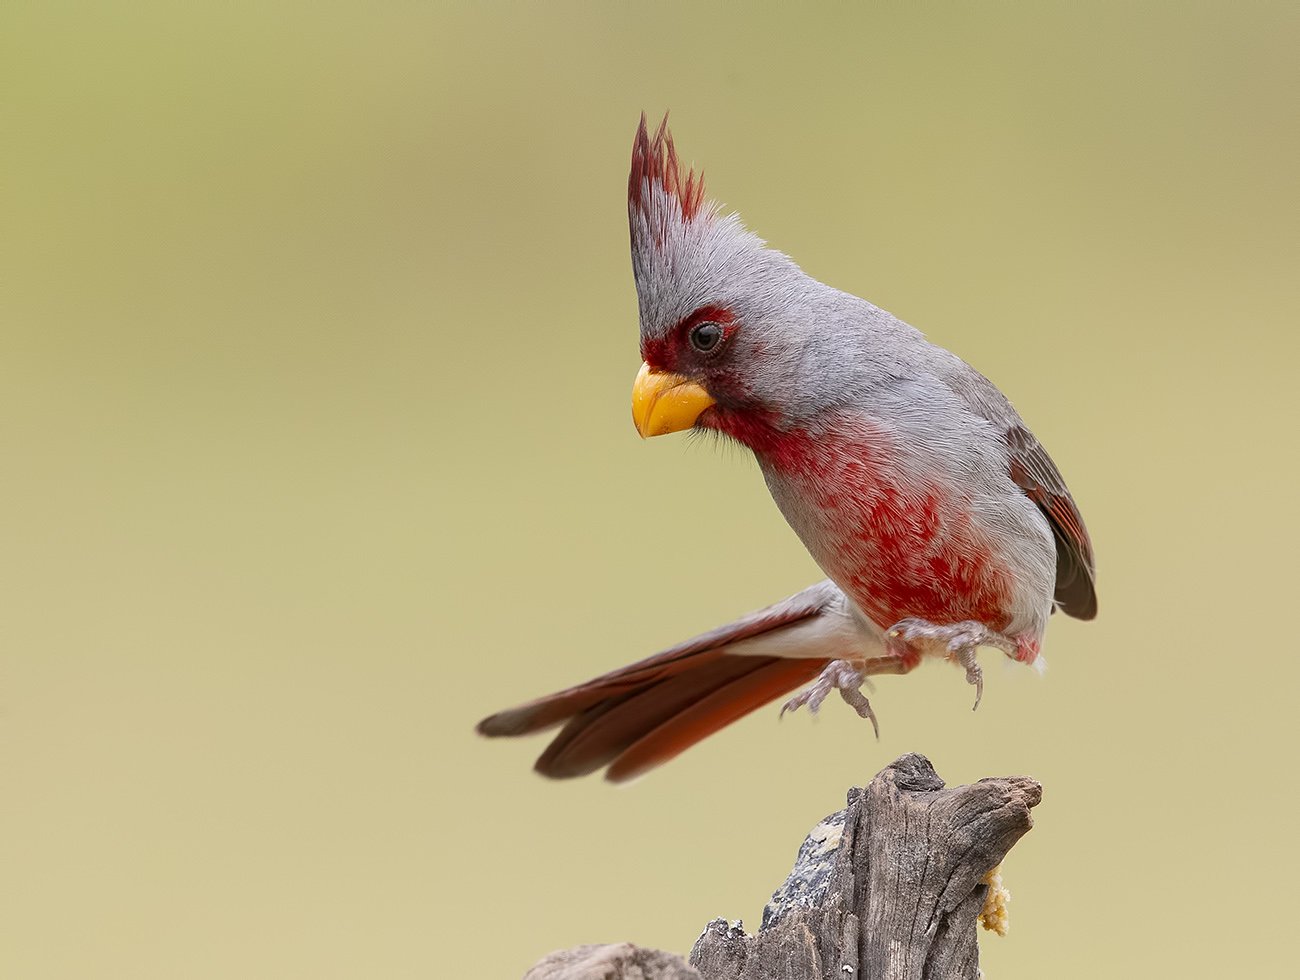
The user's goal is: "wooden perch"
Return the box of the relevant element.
[524,754,1041,980]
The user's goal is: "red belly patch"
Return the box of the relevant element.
[713,410,1014,631]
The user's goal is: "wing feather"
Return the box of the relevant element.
[1005,423,1097,619]
[940,363,1098,620]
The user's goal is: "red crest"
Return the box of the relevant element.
[628,113,707,222]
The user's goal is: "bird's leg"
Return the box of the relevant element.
[781,653,919,737]
[885,618,1018,711]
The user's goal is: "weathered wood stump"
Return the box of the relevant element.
[524,943,702,980]
[524,754,1041,980]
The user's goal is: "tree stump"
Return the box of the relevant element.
[524,943,702,980]
[523,753,1041,980]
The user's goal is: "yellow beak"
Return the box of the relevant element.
[630,362,717,438]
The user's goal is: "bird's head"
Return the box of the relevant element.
[627,114,840,448]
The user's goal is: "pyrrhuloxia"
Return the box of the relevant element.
[477,115,1096,781]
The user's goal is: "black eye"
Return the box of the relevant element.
[689,321,723,353]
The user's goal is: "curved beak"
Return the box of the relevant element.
[630,362,717,438]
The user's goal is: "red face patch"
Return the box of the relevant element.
[641,305,737,372]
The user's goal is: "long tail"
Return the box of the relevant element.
[476,581,880,782]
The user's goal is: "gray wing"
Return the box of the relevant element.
[940,361,1098,620]
[1004,423,1097,619]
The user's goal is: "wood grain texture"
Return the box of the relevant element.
[522,754,1041,980]
[691,754,1041,980]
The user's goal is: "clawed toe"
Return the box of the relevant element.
[963,657,984,711]
[781,685,829,717]
[782,660,878,736]
[948,637,985,711]
[837,685,880,738]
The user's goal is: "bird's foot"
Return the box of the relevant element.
[781,659,879,738]
[885,618,1018,711]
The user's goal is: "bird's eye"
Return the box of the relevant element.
[689,321,723,354]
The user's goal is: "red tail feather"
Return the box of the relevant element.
[605,657,828,783]
[476,580,860,780]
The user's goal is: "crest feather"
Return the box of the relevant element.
[628,112,707,223]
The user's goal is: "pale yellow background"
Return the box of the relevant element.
[4,3,1297,977]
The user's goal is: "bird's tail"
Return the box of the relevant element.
[476,581,877,782]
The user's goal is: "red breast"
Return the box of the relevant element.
[711,409,1015,633]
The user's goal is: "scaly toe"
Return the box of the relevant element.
[782,660,872,722]
[966,662,984,711]
[887,617,926,643]
[781,684,828,718]
[837,687,880,738]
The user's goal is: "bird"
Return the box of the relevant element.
[476,114,1096,782]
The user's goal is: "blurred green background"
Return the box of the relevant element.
[3,2,1297,977]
